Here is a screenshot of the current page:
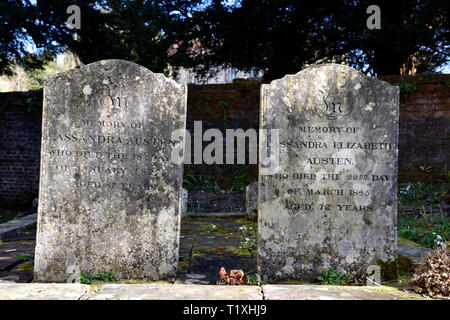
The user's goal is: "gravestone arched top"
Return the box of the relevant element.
[265,63,395,88]
[44,59,184,89]
[42,59,187,118]
[261,63,399,122]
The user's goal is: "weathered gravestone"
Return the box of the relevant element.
[258,64,399,282]
[246,182,258,221]
[181,188,188,218]
[34,60,187,282]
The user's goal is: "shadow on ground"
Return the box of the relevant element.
[0,216,256,284]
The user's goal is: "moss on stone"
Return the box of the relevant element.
[376,254,415,284]
[85,283,103,295]
[397,255,415,276]
[203,246,238,257]
[233,217,257,227]
[287,280,303,285]
[192,245,256,257]
[364,285,429,300]
[228,245,256,256]
[177,260,190,271]
[16,261,33,271]
[377,258,399,281]
[121,280,171,284]
[214,230,235,236]
[398,237,424,247]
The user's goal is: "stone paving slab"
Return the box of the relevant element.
[398,241,432,264]
[179,217,257,284]
[0,240,35,275]
[0,269,34,283]
[88,284,263,300]
[0,283,432,300]
[0,214,37,241]
[0,283,90,300]
[262,285,427,300]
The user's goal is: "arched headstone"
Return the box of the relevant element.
[34,60,187,282]
[258,64,399,282]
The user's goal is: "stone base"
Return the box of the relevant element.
[0,283,428,300]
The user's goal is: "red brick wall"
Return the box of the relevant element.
[0,91,42,204]
[187,80,260,132]
[0,75,448,201]
[380,74,450,181]
[185,80,261,190]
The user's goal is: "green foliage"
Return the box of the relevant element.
[181,0,449,79]
[239,225,256,237]
[11,95,42,113]
[229,174,247,193]
[183,174,220,192]
[445,171,450,184]
[1,0,448,78]
[27,60,59,90]
[317,268,353,285]
[398,215,449,249]
[240,237,256,252]
[246,270,265,286]
[17,190,37,209]
[398,178,448,249]
[238,223,257,255]
[0,1,57,76]
[0,1,203,76]
[227,166,250,193]
[15,253,34,262]
[79,271,121,284]
[393,82,416,98]
[204,223,218,235]
[182,174,197,190]
[398,182,448,206]
[419,164,433,174]
[0,210,24,224]
[189,200,205,213]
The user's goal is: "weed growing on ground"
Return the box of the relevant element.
[204,223,218,235]
[15,253,34,262]
[317,268,354,285]
[79,271,121,284]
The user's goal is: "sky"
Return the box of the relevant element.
[437,64,450,73]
